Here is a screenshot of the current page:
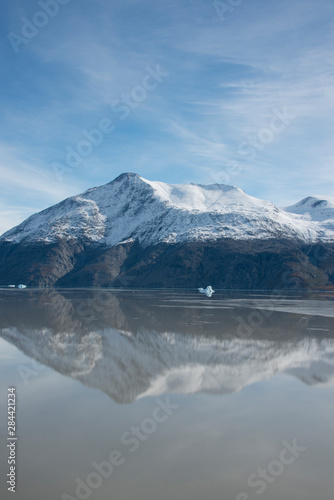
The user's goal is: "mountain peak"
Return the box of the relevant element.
[285,195,334,223]
[113,172,141,183]
[1,173,334,289]
[1,173,334,247]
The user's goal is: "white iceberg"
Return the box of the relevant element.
[198,286,215,297]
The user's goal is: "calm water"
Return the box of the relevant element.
[1,289,334,500]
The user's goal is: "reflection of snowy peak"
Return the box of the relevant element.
[2,325,334,403]
[2,173,334,246]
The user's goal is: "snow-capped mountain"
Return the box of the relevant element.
[0,173,333,289]
[1,173,334,246]
[285,195,334,228]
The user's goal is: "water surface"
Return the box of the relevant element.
[0,289,334,500]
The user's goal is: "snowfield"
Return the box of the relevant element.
[1,173,334,246]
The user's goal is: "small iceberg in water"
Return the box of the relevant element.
[198,286,215,297]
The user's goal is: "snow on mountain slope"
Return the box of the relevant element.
[285,196,334,237]
[1,173,333,246]
[285,195,334,220]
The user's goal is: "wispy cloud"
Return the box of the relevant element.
[0,144,80,233]
[1,0,333,234]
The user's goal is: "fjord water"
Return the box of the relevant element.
[1,290,334,500]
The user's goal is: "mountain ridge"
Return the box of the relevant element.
[1,173,334,246]
[0,173,333,289]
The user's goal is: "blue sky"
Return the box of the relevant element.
[1,0,334,234]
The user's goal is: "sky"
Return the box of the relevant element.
[0,0,334,235]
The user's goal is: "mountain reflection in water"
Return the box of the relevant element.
[1,289,334,403]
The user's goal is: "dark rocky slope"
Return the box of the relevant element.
[1,238,333,289]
